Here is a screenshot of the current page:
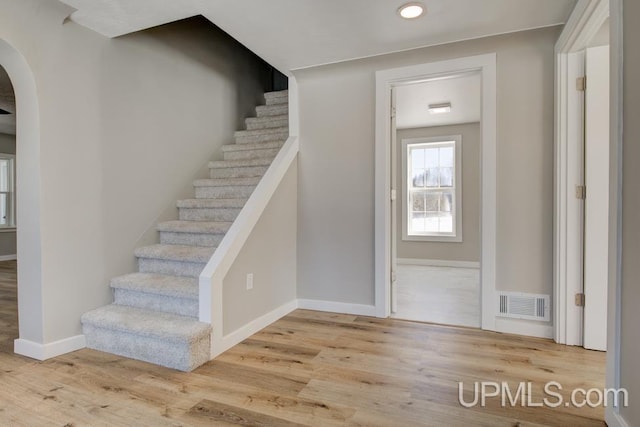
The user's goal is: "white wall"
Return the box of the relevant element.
[0,0,271,345]
[619,0,639,423]
[396,123,480,263]
[295,27,559,305]
[223,161,297,335]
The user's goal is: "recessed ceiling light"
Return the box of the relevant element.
[428,103,452,114]
[398,2,425,19]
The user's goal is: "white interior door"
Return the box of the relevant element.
[390,87,398,314]
[583,45,609,351]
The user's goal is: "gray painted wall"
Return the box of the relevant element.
[224,161,297,335]
[0,0,271,343]
[619,0,639,423]
[295,26,559,305]
[396,123,480,263]
[0,132,15,257]
[0,133,15,154]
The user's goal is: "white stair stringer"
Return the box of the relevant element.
[80,90,289,371]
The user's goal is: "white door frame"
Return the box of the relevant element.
[374,54,497,330]
[553,0,609,346]
[606,1,623,425]
[554,0,625,424]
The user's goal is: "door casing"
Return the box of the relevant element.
[374,54,497,330]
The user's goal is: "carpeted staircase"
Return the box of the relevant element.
[81,90,289,371]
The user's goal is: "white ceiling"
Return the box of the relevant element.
[59,0,577,72]
[396,72,481,129]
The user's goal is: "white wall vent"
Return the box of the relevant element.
[497,292,550,322]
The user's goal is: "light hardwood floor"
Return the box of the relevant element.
[0,261,606,426]
[392,264,480,328]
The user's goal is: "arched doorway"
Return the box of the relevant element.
[0,38,45,355]
[0,63,17,355]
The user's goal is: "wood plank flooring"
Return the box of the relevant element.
[392,264,480,327]
[0,261,606,426]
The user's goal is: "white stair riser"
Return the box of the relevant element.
[209,165,268,179]
[256,104,288,117]
[195,185,255,199]
[83,324,210,372]
[223,147,281,161]
[113,289,198,318]
[159,231,224,247]
[178,207,241,221]
[235,133,288,145]
[246,117,288,130]
[138,258,205,278]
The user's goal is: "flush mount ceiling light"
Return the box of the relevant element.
[397,2,425,19]
[428,103,452,114]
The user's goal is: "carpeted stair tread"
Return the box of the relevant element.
[256,104,288,117]
[234,127,289,138]
[192,177,261,187]
[264,90,289,105]
[209,166,268,179]
[134,244,214,263]
[208,157,275,169]
[177,198,248,209]
[245,115,288,130]
[111,273,198,299]
[157,220,231,234]
[81,305,210,342]
[221,141,284,153]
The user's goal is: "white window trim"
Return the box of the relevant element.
[0,153,16,230]
[401,135,462,243]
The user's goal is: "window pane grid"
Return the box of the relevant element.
[407,141,456,236]
[0,156,15,228]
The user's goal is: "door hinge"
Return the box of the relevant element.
[391,106,396,119]
[575,293,586,307]
[575,185,587,200]
[576,76,587,92]
[391,189,397,201]
[391,270,397,282]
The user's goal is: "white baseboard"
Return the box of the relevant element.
[215,299,298,357]
[494,317,554,339]
[0,254,17,261]
[397,258,480,269]
[14,334,86,360]
[297,299,377,317]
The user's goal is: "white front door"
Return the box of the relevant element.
[583,45,610,352]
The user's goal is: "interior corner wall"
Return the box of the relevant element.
[0,133,16,257]
[396,123,480,263]
[295,26,559,305]
[0,0,271,344]
[619,0,640,424]
[222,160,297,335]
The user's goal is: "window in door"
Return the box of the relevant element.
[402,136,462,242]
[0,154,15,228]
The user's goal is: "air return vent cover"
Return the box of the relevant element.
[497,292,550,322]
